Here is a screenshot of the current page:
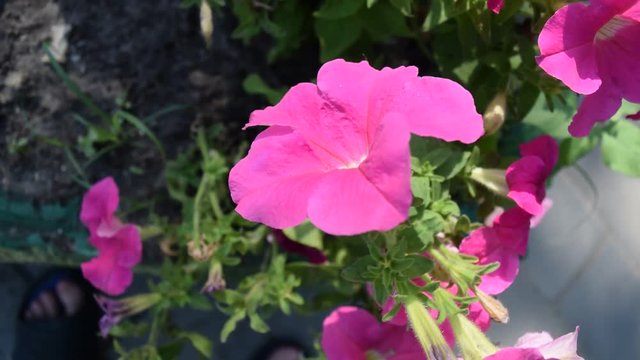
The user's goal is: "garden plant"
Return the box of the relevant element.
[3,0,640,359]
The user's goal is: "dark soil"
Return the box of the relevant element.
[0,0,318,203]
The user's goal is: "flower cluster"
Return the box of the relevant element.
[80,177,142,296]
[538,0,640,136]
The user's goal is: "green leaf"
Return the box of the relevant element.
[180,331,213,359]
[282,221,323,250]
[315,16,363,61]
[231,0,261,42]
[381,300,402,322]
[423,0,469,32]
[411,176,431,203]
[398,255,434,278]
[242,73,286,105]
[220,311,246,342]
[314,0,364,19]
[389,0,412,15]
[115,110,166,159]
[602,120,640,177]
[248,311,270,333]
[372,276,390,304]
[366,0,378,8]
[361,1,411,39]
[341,256,378,282]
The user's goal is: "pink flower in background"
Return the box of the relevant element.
[272,230,327,264]
[80,177,142,296]
[485,327,583,360]
[460,207,532,295]
[537,0,640,137]
[488,0,504,14]
[321,306,425,360]
[506,135,559,216]
[627,111,640,121]
[229,59,483,236]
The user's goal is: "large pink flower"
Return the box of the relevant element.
[321,306,425,360]
[485,327,583,360]
[229,59,483,235]
[537,0,640,136]
[80,177,142,296]
[460,207,532,295]
[506,135,558,216]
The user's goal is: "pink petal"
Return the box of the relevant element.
[487,0,504,14]
[538,3,607,57]
[478,250,519,295]
[307,114,411,235]
[485,348,545,360]
[316,59,415,137]
[272,230,327,264]
[468,301,491,332]
[622,1,640,20]
[80,177,119,232]
[321,306,380,360]
[537,4,605,94]
[537,44,601,95]
[515,332,554,348]
[493,207,532,256]
[593,0,638,14]
[229,127,327,229]
[247,83,367,168]
[530,198,553,228]
[596,22,640,103]
[506,156,548,216]
[519,135,559,175]
[627,111,640,121]
[537,327,583,360]
[379,76,484,144]
[570,83,622,137]
[81,224,141,295]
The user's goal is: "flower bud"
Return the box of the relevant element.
[405,297,456,360]
[200,1,214,48]
[476,289,509,324]
[470,168,508,196]
[483,92,507,135]
[202,260,226,293]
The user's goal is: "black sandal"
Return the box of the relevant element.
[13,269,105,360]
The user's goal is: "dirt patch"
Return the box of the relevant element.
[0,0,318,203]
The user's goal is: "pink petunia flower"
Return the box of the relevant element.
[485,327,583,360]
[80,177,142,296]
[506,135,558,216]
[487,0,504,14]
[321,306,425,360]
[537,0,640,137]
[460,207,532,295]
[229,59,483,236]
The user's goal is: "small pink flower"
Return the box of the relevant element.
[537,0,640,136]
[80,177,142,296]
[460,207,532,295]
[506,135,558,216]
[272,230,327,264]
[487,0,504,14]
[321,306,425,360]
[229,59,483,235]
[485,327,583,360]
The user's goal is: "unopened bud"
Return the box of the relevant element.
[470,168,508,196]
[483,92,507,135]
[405,297,457,360]
[200,1,214,48]
[476,289,509,324]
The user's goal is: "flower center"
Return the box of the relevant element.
[595,16,634,41]
[337,154,368,170]
[365,350,386,360]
